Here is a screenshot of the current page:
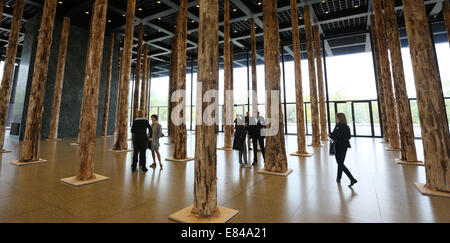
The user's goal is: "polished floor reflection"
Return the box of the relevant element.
[0,132,449,223]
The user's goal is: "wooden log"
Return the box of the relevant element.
[48,17,71,140]
[112,0,136,151]
[304,5,321,147]
[370,15,389,143]
[402,0,450,192]
[101,33,115,136]
[168,37,178,140]
[262,0,288,173]
[289,0,307,155]
[20,0,58,162]
[313,26,328,141]
[173,0,188,159]
[192,0,219,218]
[77,0,108,180]
[140,44,148,113]
[132,24,144,121]
[374,0,400,150]
[145,56,151,118]
[444,0,450,45]
[0,0,25,152]
[384,0,418,161]
[223,0,233,149]
[250,18,258,117]
[0,1,3,26]
[115,49,123,132]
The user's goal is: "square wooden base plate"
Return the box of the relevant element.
[217,147,233,151]
[290,152,313,157]
[386,147,401,151]
[69,143,79,146]
[169,205,239,223]
[11,159,47,166]
[165,157,195,162]
[415,183,450,198]
[308,144,324,147]
[61,174,109,187]
[108,149,133,153]
[0,149,12,153]
[395,159,424,166]
[258,168,293,176]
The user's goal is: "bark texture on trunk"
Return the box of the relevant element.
[444,0,450,45]
[289,0,307,154]
[113,0,135,151]
[144,56,150,119]
[132,24,144,121]
[403,0,450,192]
[192,0,220,218]
[140,44,148,114]
[313,25,327,141]
[304,5,321,146]
[20,0,58,162]
[173,0,188,159]
[101,33,115,136]
[384,0,418,161]
[77,0,108,180]
[263,0,288,173]
[374,0,400,149]
[223,0,233,148]
[0,0,25,152]
[49,17,71,140]
[250,18,258,117]
[168,37,178,140]
[370,15,389,143]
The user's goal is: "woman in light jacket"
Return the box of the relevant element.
[329,113,358,187]
[149,114,164,169]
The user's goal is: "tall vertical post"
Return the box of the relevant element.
[167,37,178,142]
[144,56,151,119]
[18,0,58,163]
[304,5,321,147]
[132,24,144,121]
[260,0,290,175]
[384,0,420,164]
[289,0,311,157]
[101,33,115,136]
[250,18,258,117]
[374,0,400,151]
[222,0,233,149]
[140,44,148,115]
[48,17,71,140]
[370,15,389,143]
[402,0,450,194]
[313,25,327,142]
[112,0,135,152]
[444,0,450,45]
[0,0,25,153]
[192,0,220,217]
[0,1,3,27]
[171,0,189,160]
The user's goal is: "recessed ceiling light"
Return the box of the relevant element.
[354,5,359,8]
[233,9,237,12]
[157,17,161,20]
[257,2,261,5]
[325,11,329,14]
[58,1,63,4]
[85,11,89,15]
[107,19,111,23]
[157,1,161,3]
[191,20,195,23]
[5,4,10,8]
[138,8,142,11]
[196,5,199,8]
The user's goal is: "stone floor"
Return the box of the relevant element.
[0,132,449,223]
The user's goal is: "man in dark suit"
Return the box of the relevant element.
[131,110,151,172]
[248,111,265,165]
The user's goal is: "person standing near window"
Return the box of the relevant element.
[149,114,164,169]
[249,111,265,166]
[329,113,357,187]
[131,110,151,172]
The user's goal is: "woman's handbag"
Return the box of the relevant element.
[329,139,336,155]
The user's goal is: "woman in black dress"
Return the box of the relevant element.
[329,113,358,187]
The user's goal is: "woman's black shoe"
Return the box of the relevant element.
[349,179,358,187]
[131,167,137,172]
[336,179,341,183]
[142,167,148,172]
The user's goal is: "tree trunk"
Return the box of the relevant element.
[112,0,135,151]
[250,18,258,117]
[101,33,115,136]
[374,0,400,150]
[223,0,233,148]
[173,0,188,159]
[77,0,108,180]
[192,0,219,218]
[48,17,70,140]
[289,0,307,154]
[370,15,389,143]
[444,0,450,45]
[263,0,288,173]
[168,37,178,140]
[304,5,321,147]
[402,0,450,192]
[140,44,148,114]
[145,56,151,118]
[313,26,328,141]
[0,0,25,152]
[384,0,418,161]
[132,24,144,121]
[20,0,58,162]
[115,50,123,132]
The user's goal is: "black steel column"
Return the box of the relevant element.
[368,29,384,138]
